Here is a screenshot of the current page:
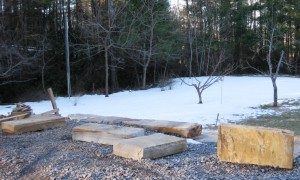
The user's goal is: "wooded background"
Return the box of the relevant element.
[0,0,299,103]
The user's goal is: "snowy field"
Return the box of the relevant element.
[1,76,300,126]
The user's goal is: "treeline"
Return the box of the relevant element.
[0,0,299,103]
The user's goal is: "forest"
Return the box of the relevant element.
[0,0,299,103]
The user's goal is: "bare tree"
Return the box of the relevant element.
[75,0,128,97]
[181,49,232,104]
[0,39,41,86]
[185,0,193,78]
[125,0,172,89]
[126,1,158,89]
[247,28,286,107]
[38,31,55,93]
[266,28,285,107]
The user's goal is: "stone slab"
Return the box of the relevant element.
[217,124,294,169]
[72,123,145,145]
[295,136,300,157]
[113,133,187,160]
[1,115,66,134]
[73,115,202,138]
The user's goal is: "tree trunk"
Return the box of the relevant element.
[186,0,193,78]
[194,86,203,104]
[63,0,71,98]
[153,59,156,84]
[272,78,278,107]
[188,37,193,78]
[67,0,71,32]
[134,64,140,87]
[142,66,147,89]
[110,60,118,92]
[105,47,109,97]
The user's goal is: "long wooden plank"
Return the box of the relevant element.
[0,113,30,128]
[1,115,66,134]
[0,113,28,122]
[80,115,202,138]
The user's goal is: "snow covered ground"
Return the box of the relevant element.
[1,76,300,126]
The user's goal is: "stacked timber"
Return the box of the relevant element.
[80,116,202,138]
[11,103,32,116]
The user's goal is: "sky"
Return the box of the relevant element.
[169,0,185,8]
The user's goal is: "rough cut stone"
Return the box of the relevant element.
[113,133,187,160]
[1,115,65,134]
[72,123,145,145]
[77,115,202,138]
[217,124,294,169]
[295,136,300,157]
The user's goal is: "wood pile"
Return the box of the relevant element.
[0,87,60,129]
[0,103,32,127]
[11,103,32,116]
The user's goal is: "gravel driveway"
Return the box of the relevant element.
[0,120,299,179]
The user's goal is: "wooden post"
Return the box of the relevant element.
[62,0,71,98]
[47,88,59,115]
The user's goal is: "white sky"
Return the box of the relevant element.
[169,0,185,8]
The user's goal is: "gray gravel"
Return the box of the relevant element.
[0,120,299,179]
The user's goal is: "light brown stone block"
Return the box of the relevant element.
[72,123,145,145]
[217,124,294,169]
[113,133,187,160]
[1,115,66,134]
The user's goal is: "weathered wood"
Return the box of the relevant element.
[47,88,59,115]
[1,115,65,134]
[113,133,187,160]
[81,116,202,138]
[11,103,32,115]
[72,123,145,145]
[0,113,30,128]
[125,119,201,138]
[217,124,294,169]
[41,109,59,115]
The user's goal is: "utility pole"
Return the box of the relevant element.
[62,0,71,98]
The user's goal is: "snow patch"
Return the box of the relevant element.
[1,76,300,126]
[187,139,202,144]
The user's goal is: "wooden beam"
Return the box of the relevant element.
[1,115,66,134]
[0,113,30,128]
[47,88,59,115]
[82,116,202,138]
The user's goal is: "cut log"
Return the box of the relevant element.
[217,124,294,169]
[81,116,202,138]
[113,133,187,160]
[1,115,66,134]
[47,88,59,115]
[72,123,145,145]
